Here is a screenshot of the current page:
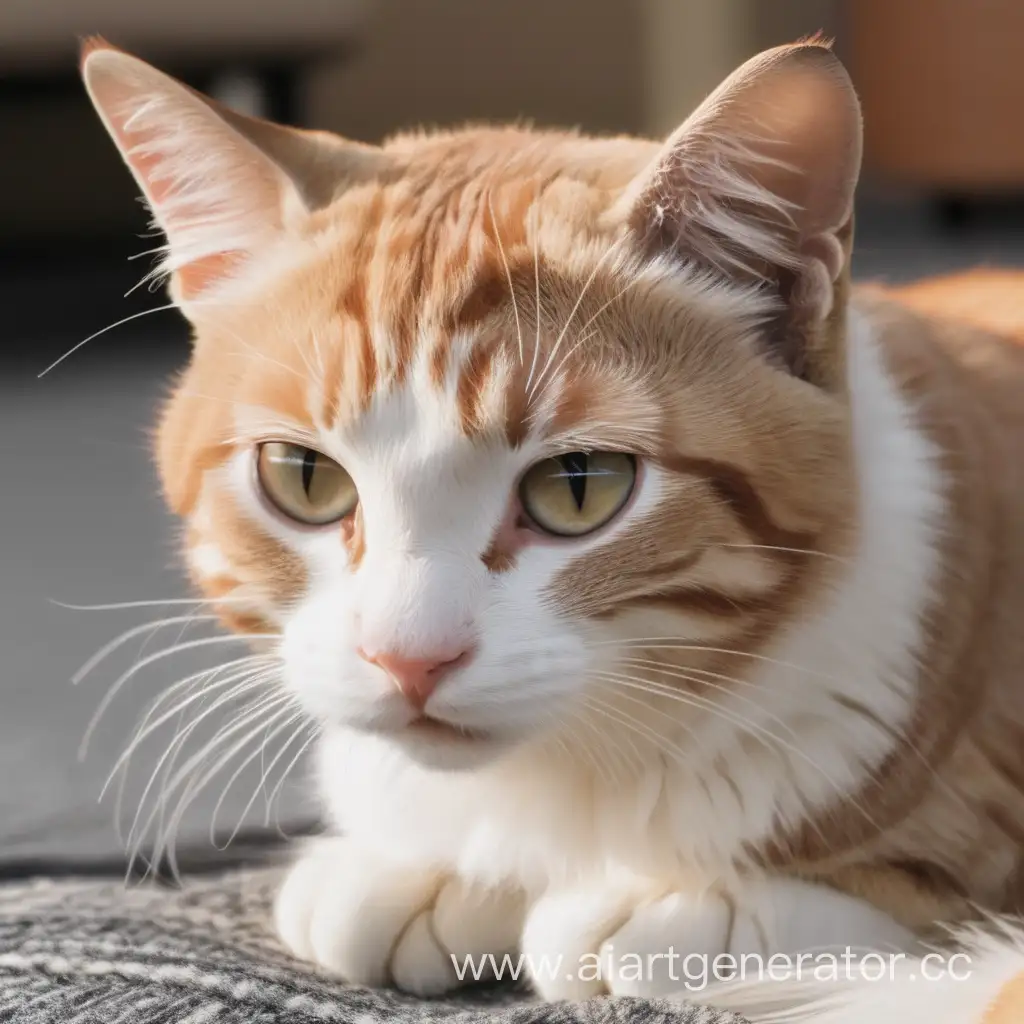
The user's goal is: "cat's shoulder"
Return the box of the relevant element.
[853,269,1024,393]
[881,269,1024,345]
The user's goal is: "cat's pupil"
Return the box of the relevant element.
[301,448,317,497]
[560,452,589,511]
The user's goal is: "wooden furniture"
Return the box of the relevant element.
[850,0,1024,196]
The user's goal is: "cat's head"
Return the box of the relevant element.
[82,39,862,769]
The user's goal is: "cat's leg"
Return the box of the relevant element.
[523,875,917,1000]
[275,836,525,994]
[602,876,918,997]
[520,879,661,1000]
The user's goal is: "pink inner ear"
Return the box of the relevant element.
[175,253,248,300]
[107,117,246,299]
[83,47,289,302]
[624,43,861,290]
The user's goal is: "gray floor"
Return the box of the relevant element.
[2,196,1023,868]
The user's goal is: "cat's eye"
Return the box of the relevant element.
[519,452,637,537]
[257,442,358,526]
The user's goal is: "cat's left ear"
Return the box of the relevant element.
[622,40,861,386]
[81,39,384,312]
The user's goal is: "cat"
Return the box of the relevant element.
[81,35,1024,1024]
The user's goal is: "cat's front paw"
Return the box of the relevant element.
[523,876,916,1001]
[275,836,525,995]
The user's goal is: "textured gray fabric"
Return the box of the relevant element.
[0,867,747,1024]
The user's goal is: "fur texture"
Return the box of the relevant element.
[81,36,1024,1024]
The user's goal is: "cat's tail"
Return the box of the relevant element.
[689,921,1024,1024]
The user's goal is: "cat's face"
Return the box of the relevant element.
[83,40,862,769]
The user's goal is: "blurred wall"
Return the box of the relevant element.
[305,0,842,140]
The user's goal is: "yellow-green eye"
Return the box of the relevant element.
[257,442,357,525]
[519,452,637,537]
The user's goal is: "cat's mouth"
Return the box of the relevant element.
[404,714,490,744]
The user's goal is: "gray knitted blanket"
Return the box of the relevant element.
[0,866,746,1024]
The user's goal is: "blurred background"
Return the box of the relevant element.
[2,0,1023,873]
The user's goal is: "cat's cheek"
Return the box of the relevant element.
[278,598,398,731]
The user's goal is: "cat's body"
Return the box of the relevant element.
[81,36,1024,1023]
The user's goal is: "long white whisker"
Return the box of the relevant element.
[618,656,765,690]
[214,320,306,380]
[719,542,850,563]
[128,687,286,873]
[553,704,617,786]
[80,633,279,757]
[52,596,248,612]
[594,639,839,682]
[264,727,320,834]
[589,677,715,767]
[110,664,280,844]
[488,192,524,367]
[72,615,221,686]
[605,663,802,745]
[37,304,177,378]
[583,693,695,770]
[102,658,277,788]
[595,670,882,835]
[542,272,645,389]
[145,697,292,872]
[138,675,284,872]
[526,189,543,393]
[216,708,310,847]
[111,664,274,850]
[208,708,300,843]
[529,233,626,401]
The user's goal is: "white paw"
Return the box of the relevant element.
[523,876,917,1001]
[275,836,525,995]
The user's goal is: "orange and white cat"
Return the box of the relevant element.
[81,36,1024,1024]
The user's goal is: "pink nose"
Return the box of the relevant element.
[359,647,472,708]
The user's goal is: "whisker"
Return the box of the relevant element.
[618,656,766,691]
[526,189,543,393]
[543,272,645,389]
[582,694,697,773]
[148,699,293,872]
[128,688,288,874]
[594,639,840,682]
[214,321,306,380]
[71,614,221,686]
[52,596,247,612]
[37,303,177,378]
[102,657,277,787]
[594,670,882,835]
[109,663,280,840]
[216,708,311,848]
[553,704,617,786]
[719,542,851,564]
[208,708,302,844]
[574,700,640,786]
[264,728,320,835]
[589,680,713,773]
[106,658,268,835]
[604,663,802,745]
[529,232,627,401]
[136,675,284,868]
[488,191,524,367]
[80,634,278,756]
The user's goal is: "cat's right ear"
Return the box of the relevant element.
[80,39,384,311]
[619,41,861,387]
